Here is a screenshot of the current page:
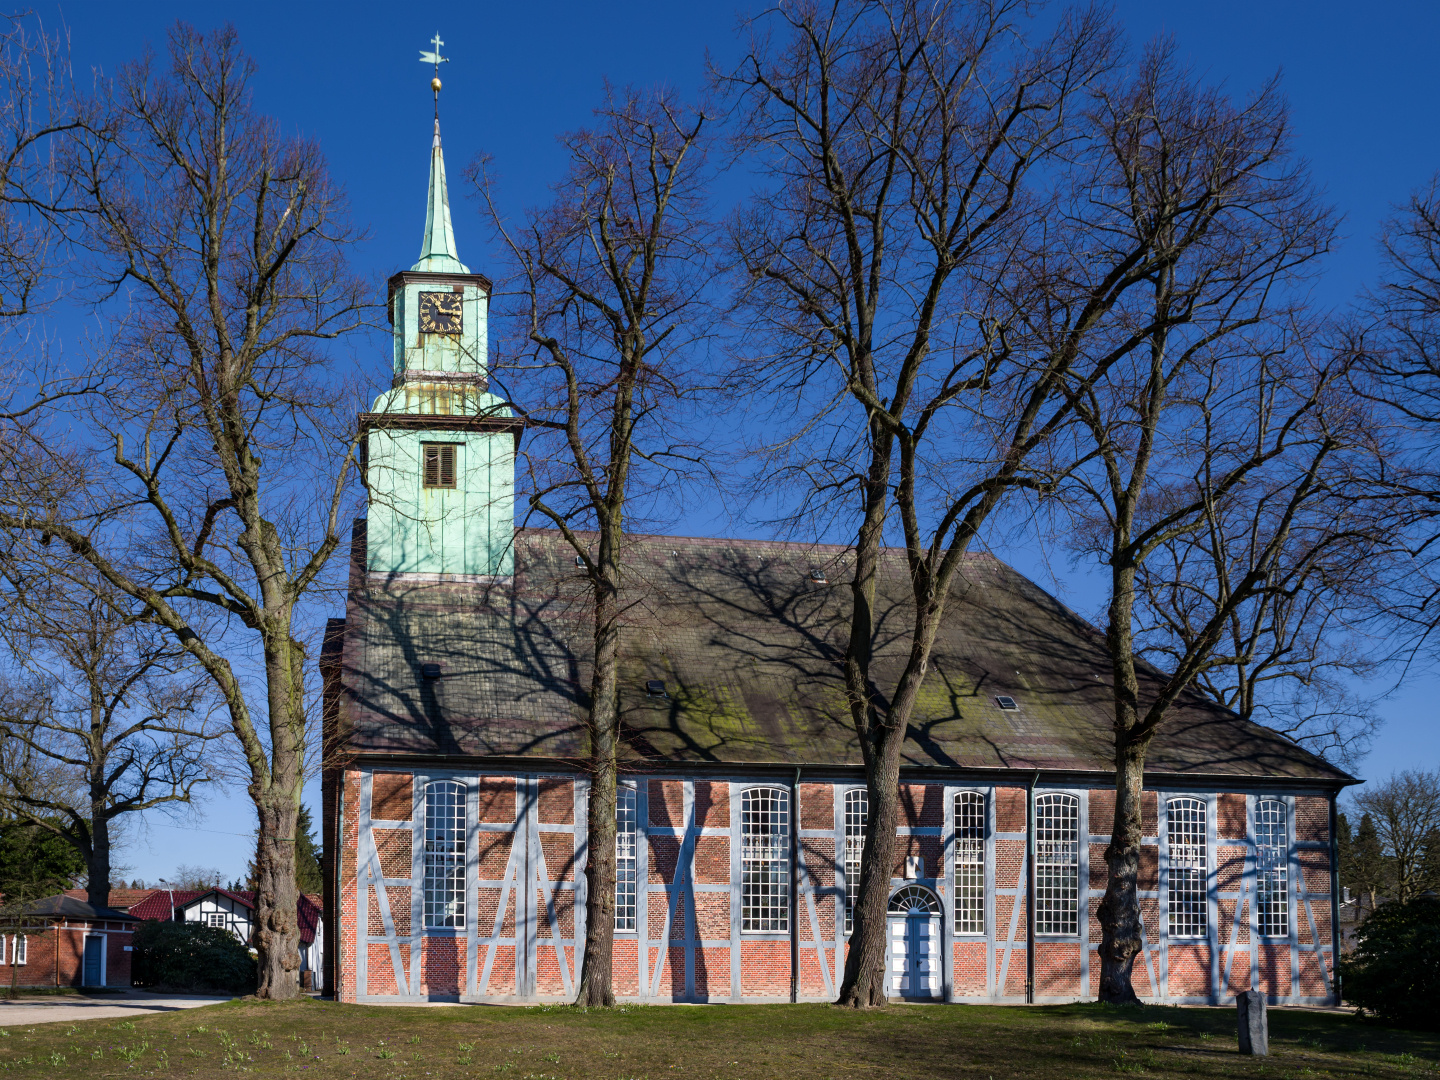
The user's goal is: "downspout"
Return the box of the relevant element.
[1329,792,1342,1006]
[1026,771,1038,1005]
[790,766,801,1004]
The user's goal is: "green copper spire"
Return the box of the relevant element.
[412,117,469,274]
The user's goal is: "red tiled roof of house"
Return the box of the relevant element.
[63,888,160,911]
[126,889,205,921]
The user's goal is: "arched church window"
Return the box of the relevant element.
[954,791,986,934]
[423,779,466,928]
[1034,793,1080,935]
[1167,797,1208,938]
[741,788,789,932]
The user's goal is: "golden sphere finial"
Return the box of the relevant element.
[431,76,442,93]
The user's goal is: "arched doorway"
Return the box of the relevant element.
[887,885,941,999]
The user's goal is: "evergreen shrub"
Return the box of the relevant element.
[1341,894,1440,1029]
[131,920,255,993]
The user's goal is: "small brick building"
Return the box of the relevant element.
[0,896,136,989]
[319,110,1352,1008]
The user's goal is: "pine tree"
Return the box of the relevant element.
[295,805,323,896]
[0,817,85,900]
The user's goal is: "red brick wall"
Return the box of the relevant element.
[371,773,412,820]
[477,777,515,822]
[1035,942,1081,998]
[0,924,134,987]
[330,768,1339,1006]
[420,938,462,995]
[339,768,360,1002]
[1168,942,1211,998]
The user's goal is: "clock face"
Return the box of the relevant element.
[418,290,463,335]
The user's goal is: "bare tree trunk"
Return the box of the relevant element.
[254,790,300,996]
[249,636,308,998]
[576,571,620,1006]
[86,793,109,910]
[1097,736,1147,1004]
[839,732,903,1006]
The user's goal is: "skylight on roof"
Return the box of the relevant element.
[995,695,1018,711]
[421,663,442,680]
[646,680,668,699]
[810,569,828,584]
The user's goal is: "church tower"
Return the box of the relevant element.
[361,94,518,579]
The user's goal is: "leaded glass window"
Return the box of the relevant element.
[844,789,867,934]
[423,779,466,928]
[955,791,985,934]
[1034,793,1080,935]
[742,787,789,932]
[1167,797,1207,938]
[615,785,637,931]
[1256,798,1289,938]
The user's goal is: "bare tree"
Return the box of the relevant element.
[727,0,1341,1005]
[0,555,219,907]
[473,86,715,1006]
[1053,192,1392,1004]
[1352,770,1440,904]
[725,0,1122,1006]
[1353,180,1440,653]
[1131,450,1389,768]
[0,24,369,997]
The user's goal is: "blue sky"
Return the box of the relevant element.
[40,0,1439,882]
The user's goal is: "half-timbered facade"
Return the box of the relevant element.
[319,109,1352,1009]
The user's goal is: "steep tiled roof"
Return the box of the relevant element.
[333,525,1351,785]
[126,889,204,921]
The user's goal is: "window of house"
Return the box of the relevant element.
[422,443,458,489]
[955,791,986,934]
[424,779,467,928]
[1256,798,1289,938]
[8,935,24,965]
[615,785,637,932]
[205,912,227,929]
[1167,797,1207,938]
[741,787,789,932]
[844,789,867,934]
[1034,793,1080,935]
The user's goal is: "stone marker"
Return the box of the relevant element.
[1237,989,1268,1056]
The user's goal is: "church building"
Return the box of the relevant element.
[319,109,1352,1007]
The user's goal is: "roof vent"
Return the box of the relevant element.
[809,569,828,585]
[646,679,668,699]
[421,663,442,680]
[995,695,1018,710]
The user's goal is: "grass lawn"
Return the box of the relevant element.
[0,997,1434,1079]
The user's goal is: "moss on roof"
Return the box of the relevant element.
[331,525,1350,785]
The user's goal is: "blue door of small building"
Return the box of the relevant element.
[82,936,102,986]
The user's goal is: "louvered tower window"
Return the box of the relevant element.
[741,787,790,932]
[1256,799,1289,937]
[423,780,466,928]
[422,443,457,488]
[1167,797,1208,938]
[1034,793,1080,935]
[955,791,986,934]
[844,789,867,934]
[615,786,638,931]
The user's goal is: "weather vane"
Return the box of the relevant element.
[419,33,449,114]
